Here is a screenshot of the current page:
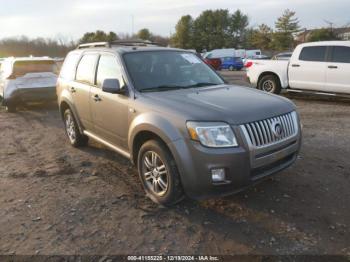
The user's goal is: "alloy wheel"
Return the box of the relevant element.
[142,151,169,196]
[65,112,76,143]
[262,80,274,92]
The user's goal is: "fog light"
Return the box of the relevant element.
[211,168,226,183]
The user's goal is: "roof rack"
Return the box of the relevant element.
[77,40,162,49]
[77,42,110,49]
[110,40,161,47]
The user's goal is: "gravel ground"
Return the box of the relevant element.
[0,71,349,256]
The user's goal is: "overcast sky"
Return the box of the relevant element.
[0,0,349,41]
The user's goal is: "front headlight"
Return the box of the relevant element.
[186,122,238,148]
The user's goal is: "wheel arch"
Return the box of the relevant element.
[128,113,183,166]
[59,98,84,134]
[258,71,282,88]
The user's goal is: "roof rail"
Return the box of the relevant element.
[110,40,161,47]
[76,40,162,50]
[77,42,110,49]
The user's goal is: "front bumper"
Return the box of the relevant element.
[168,126,301,200]
[3,86,57,105]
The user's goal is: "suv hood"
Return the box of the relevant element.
[141,85,296,125]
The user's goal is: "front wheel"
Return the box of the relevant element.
[63,108,88,147]
[137,140,184,206]
[229,66,234,71]
[258,75,282,94]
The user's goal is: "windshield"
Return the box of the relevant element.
[123,51,225,92]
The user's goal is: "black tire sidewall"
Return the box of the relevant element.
[137,140,183,206]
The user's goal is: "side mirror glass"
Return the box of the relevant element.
[101,78,122,94]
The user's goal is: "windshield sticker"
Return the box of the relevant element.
[181,54,201,64]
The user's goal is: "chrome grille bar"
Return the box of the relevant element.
[241,111,298,148]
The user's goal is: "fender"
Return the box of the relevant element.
[58,88,85,134]
[128,112,184,160]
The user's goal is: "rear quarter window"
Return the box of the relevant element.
[60,53,81,80]
[299,46,327,62]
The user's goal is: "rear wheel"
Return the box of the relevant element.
[64,108,88,147]
[138,140,184,206]
[258,75,281,94]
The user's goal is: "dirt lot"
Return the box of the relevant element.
[0,71,349,256]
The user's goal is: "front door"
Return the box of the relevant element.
[325,46,350,94]
[90,54,129,149]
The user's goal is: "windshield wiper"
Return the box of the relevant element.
[183,82,219,88]
[140,85,185,92]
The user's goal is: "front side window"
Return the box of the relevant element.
[123,51,224,92]
[299,46,327,62]
[331,46,350,63]
[96,55,123,88]
[76,54,98,85]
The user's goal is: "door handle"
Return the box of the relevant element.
[291,64,300,67]
[328,65,338,69]
[92,94,102,102]
[70,87,76,93]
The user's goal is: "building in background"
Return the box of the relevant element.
[296,27,350,43]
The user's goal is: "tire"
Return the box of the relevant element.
[63,108,88,147]
[137,139,184,206]
[258,75,282,94]
[229,66,234,71]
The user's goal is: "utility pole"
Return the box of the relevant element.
[323,19,335,32]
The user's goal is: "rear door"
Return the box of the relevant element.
[90,53,129,149]
[72,53,99,130]
[288,46,327,91]
[325,46,350,94]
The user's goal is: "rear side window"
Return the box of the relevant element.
[60,53,80,80]
[96,55,123,88]
[299,46,327,62]
[76,54,98,85]
[331,46,350,63]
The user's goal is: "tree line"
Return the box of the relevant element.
[0,9,341,58]
[171,9,340,52]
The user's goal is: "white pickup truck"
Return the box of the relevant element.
[246,41,350,95]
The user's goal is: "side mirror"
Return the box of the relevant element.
[102,78,123,94]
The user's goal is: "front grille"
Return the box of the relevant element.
[241,111,298,148]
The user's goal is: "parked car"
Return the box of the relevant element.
[246,41,350,95]
[0,57,58,112]
[245,49,263,59]
[221,57,244,71]
[57,41,302,206]
[204,48,236,59]
[204,57,222,70]
[272,52,293,61]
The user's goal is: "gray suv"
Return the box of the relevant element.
[57,41,302,205]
